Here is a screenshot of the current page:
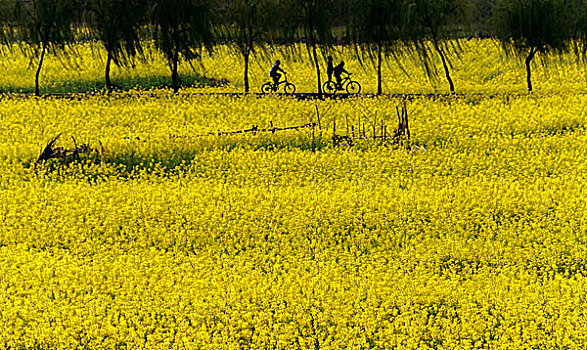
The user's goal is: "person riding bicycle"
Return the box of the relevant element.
[326,56,334,82]
[270,60,286,90]
[333,61,349,90]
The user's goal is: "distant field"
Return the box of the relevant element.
[1,39,587,94]
[1,42,587,349]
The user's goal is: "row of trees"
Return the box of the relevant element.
[1,0,587,95]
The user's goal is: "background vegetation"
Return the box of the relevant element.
[2,2,587,349]
[2,0,587,94]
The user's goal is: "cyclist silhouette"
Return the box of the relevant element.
[326,56,334,82]
[333,61,349,90]
[270,60,286,90]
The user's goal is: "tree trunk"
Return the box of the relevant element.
[377,42,383,95]
[307,10,322,98]
[434,41,454,93]
[105,49,113,92]
[526,49,537,92]
[244,50,250,94]
[427,20,455,94]
[377,9,383,95]
[35,43,46,97]
[311,40,322,97]
[172,47,179,93]
[424,13,455,93]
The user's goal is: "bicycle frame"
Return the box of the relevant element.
[261,73,296,94]
[273,75,289,88]
[338,74,352,87]
[323,73,360,95]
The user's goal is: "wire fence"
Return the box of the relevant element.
[168,122,318,139]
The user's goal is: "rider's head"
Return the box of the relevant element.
[340,61,345,66]
[275,60,281,65]
[328,56,333,61]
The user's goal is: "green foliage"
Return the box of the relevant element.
[466,0,497,36]
[16,0,77,49]
[0,0,14,44]
[350,0,404,44]
[84,0,148,66]
[292,0,335,46]
[494,0,573,55]
[220,0,278,49]
[567,0,587,62]
[406,0,466,38]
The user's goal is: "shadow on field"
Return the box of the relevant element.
[28,104,413,179]
[27,133,334,179]
[110,135,332,173]
[0,73,229,95]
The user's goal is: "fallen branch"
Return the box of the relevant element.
[36,134,103,165]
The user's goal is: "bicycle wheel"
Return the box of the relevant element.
[323,81,337,95]
[346,81,361,95]
[261,82,273,94]
[284,83,296,95]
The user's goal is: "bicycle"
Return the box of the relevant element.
[323,73,361,95]
[260,73,296,94]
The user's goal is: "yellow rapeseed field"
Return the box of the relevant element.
[1,39,587,94]
[1,40,587,349]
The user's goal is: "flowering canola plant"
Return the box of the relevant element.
[1,42,587,349]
